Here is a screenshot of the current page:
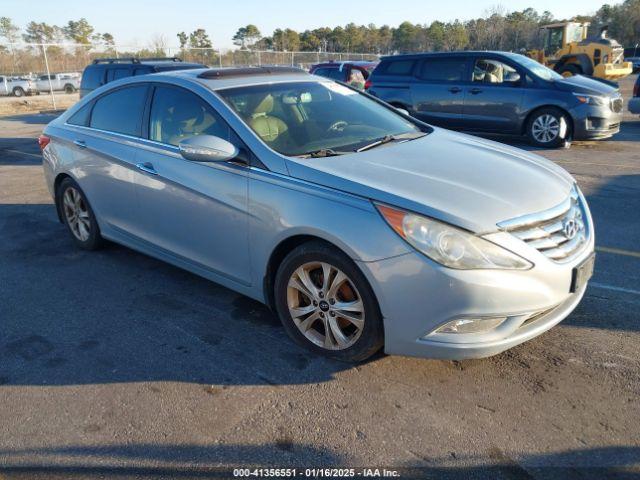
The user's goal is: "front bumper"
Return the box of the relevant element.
[570,102,623,140]
[629,97,640,115]
[357,201,595,360]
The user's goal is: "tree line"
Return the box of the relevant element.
[228,1,639,54]
[2,1,639,55]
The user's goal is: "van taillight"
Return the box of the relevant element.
[364,79,372,90]
[38,135,50,150]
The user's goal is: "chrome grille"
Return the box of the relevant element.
[498,186,589,263]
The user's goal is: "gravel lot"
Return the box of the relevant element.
[0,75,639,479]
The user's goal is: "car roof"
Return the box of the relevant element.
[379,51,521,61]
[87,59,205,69]
[312,61,377,67]
[163,66,319,90]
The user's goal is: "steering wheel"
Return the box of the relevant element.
[327,120,348,133]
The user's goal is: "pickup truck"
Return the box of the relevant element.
[0,75,37,96]
[36,73,81,94]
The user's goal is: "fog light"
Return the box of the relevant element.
[434,316,508,334]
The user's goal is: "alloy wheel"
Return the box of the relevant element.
[532,114,560,143]
[286,261,365,350]
[62,187,91,242]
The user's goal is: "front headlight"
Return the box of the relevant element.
[573,93,606,105]
[376,204,532,270]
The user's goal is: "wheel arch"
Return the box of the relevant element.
[263,234,354,311]
[53,172,74,222]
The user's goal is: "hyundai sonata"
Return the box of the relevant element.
[40,66,595,361]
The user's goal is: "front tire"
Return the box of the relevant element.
[12,87,24,97]
[274,241,384,362]
[557,64,582,78]
[64,84,76,94]
[56,178,104,250]
[526,107,571,148]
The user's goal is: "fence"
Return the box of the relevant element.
[0,42,380,108]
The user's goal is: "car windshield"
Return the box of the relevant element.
[217,81,425,157]
[513,54,563,81]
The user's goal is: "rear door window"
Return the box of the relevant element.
[90,85,148,136]
[380,60,415,76]
[418,58,468,82]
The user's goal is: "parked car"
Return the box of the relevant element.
[40,66,595,362]
[79,57,206,98]
[624,57,640,73]
[367,51,623,147]
[0,75,37,96]
[629,75,640,115]
[36,72,81,94]
[310,61,377,90]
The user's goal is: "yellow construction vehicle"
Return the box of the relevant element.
[527,22,632,81]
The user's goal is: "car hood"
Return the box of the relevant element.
[553,75,618,95]
[285,128,574,233]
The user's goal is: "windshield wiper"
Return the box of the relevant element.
[297,148,351,158]
[356,132,427,152]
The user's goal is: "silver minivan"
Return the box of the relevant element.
[40,67,595,362]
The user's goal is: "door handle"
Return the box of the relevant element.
[448,87,462,93]
[73,140,86,148]
[469,88,483,94]
[136,162,158,175]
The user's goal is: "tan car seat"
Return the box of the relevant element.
[249,94,289,143]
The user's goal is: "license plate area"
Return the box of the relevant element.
[570,253,595,293]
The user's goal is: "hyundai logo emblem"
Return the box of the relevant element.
[563,218,579,240]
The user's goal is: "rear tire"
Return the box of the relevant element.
[12,87,24,97]
[64,84,75,94]
[526,107,571,148]
[274,241,384,362]
[56,177,104,251]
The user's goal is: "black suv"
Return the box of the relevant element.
[79,57,205,98]
[367,51,623,147]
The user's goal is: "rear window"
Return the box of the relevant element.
[80,67,104,91]
[418,58,467,82]
[380,60,415,76]
[90,85,148,136]
[312,67,345,81]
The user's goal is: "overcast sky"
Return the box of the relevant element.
[3,0,617,49]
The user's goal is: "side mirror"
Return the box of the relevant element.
[395,107,410,116]
[178,135,239,162]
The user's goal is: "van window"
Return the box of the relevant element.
[472,59,520,84]
[80,67,104,91]
[313,67,345,81]
[381,60,415,76]
[90,85,148,136]
[418,58,467,82]
[105,68,131,82]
